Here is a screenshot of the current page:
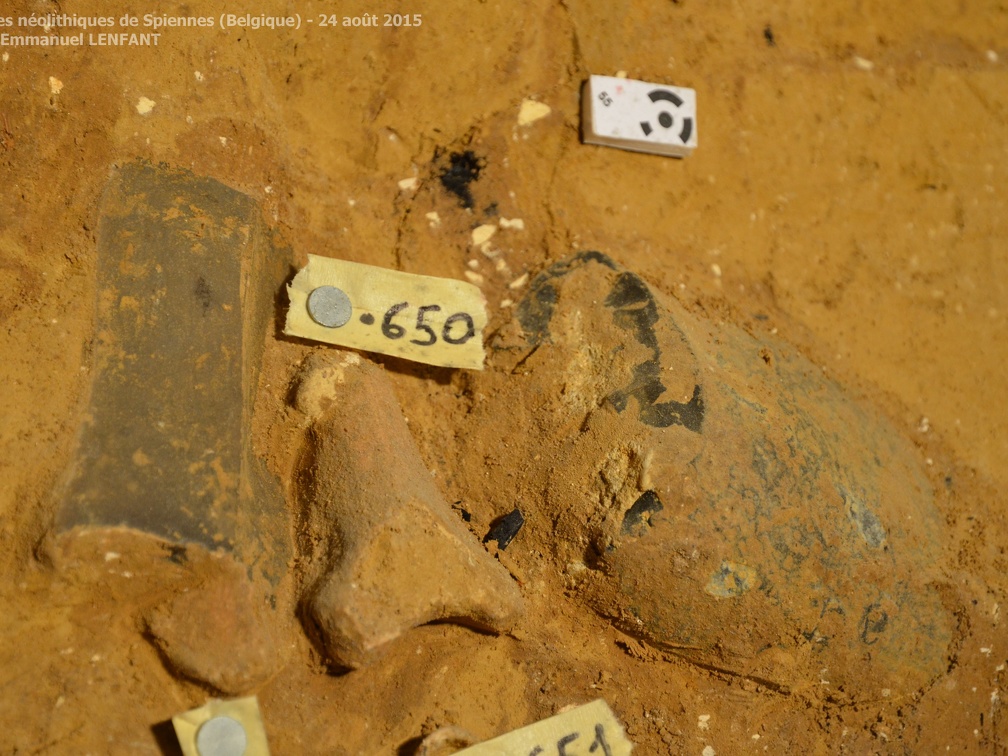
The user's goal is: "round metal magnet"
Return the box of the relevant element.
[307,285,353,328]
[195,715,248,756]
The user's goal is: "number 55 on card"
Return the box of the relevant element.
[285,255,487,370]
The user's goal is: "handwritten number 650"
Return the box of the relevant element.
[381,302,476,346]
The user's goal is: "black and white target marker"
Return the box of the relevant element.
[582,75,697,158]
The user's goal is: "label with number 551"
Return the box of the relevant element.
[285,255,487,370]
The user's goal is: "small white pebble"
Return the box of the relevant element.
[426,211,441,227]
[698,714,711,730]
[509,272,529,290]
[194,70,204,82]
[471,224,497,246]
[882,688,891,697]
[918,417,930,433]
[48,76,63,95]
[121,571,133,578]
[264,185,273,194]
[218,136,227,147]
[500,298,513,308]
[499,217,525,230]
[980,647,992,655]
[186,115,193,124]
[398,176,418,192]
[2,52,8,63]
[987,50,999,63]
[517,99,551,126]
[702,746,715,756]
[90,654,101,663]
[752,734,760,741]
[464,271,485,285]
[853,56,875,71]
[104,552,120,562]
[467,259,480,270]
[711,263,722,277]
[494,258,509,273]
[136,96,156,115]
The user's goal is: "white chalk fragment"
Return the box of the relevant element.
[853,56,875,71]
[499,217,525,230]
[464,270,485,285]
[711,263,722,277]
[518,98,551,126]
[136,96,156,115]
[509,272,529,290]
[987,50,999,63]
[398,176,418,192]
[48,76,63,95]
[471,224,497,246]
[194,71,204,82]
[426,211,441,228]
[698,714,711,730]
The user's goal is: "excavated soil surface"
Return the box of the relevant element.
[1,0,1006,752]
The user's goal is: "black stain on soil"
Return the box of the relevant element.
[438,150,484,209]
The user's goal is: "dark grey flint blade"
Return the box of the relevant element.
[59,162,288,578]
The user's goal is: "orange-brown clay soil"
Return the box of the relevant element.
[1,1,1007,753]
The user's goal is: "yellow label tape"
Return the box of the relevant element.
[171,696,270,756]
[285,255,487,370]
[458,699,633,755]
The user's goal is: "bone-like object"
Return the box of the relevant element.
[294,352,522,667]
